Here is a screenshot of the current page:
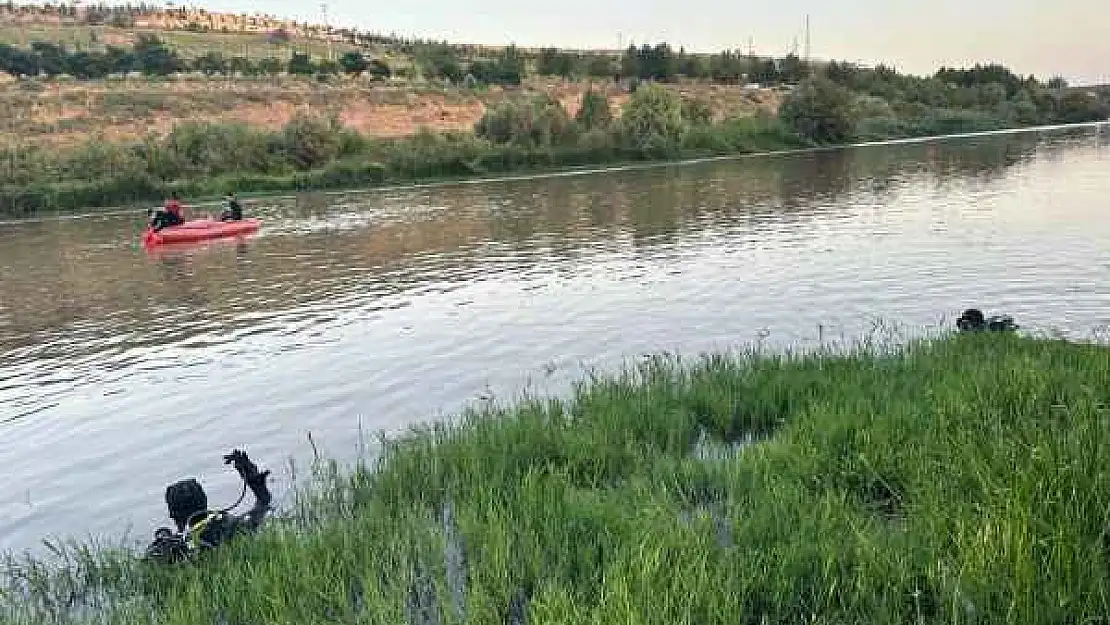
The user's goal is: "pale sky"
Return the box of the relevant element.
[193,0,1107,85]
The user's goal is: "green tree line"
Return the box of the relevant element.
[0,35,397,79]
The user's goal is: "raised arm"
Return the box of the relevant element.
[223,449,272,532]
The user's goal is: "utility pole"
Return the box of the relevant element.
[320,2,330,61]
[804,14,810,63]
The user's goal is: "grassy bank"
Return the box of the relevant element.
[5,332,1110,624]
[0,86,1081,216]
[0,112,807,216]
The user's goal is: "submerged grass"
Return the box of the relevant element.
[4,333,1110,624]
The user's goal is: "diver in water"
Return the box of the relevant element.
[149,192,186,232]
[219,192,243,222]
[956,308,1019,332]
[144,449,272,563]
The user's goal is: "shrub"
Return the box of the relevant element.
[681,96,714,125]
[618,83,686,156]
[779,77,857,143]
[281,113,343,170]
[576,89,613,130]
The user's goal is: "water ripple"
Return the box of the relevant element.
[1,129,1108,552]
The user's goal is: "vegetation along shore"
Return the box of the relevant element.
[3,330,1110,623]
[0,3,1107,214]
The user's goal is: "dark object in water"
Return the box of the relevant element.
[144,449,272,564]
[956,308,1019,332]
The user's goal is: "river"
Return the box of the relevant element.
[1,126,1108,554]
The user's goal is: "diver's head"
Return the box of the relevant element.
[165,479,208,532]
[956,308,985,331]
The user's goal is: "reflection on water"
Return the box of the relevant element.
[0,127,1108,553]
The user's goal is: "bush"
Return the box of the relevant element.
[576,89,613,130]
[779,77,857,143]
[475,100,531,145]
[618,83,686,156]
[281,113,343,170]
[475,96,575,148]
[528,94,576,147]
[681,97,714,125]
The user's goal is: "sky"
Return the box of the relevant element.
[191,0,1107,85]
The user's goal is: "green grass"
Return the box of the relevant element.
[4,332,1110,624]
[0,116,811,216]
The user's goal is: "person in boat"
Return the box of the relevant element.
[149,192,186,232]
[143,449,272,563]
[219,192,243,222]
[956,308,1019,332]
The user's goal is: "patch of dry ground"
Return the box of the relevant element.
[0,77,785,147]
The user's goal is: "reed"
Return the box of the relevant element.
[4,332,1109,624]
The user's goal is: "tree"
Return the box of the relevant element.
[340,51,367,75]
[778,76,856,143]
[750,58,780,85]
[475,95,574,147]
[0,43,40,76]
[585,55,615,79]
[227,56,256,76]
[475,100,528,144]
[1047,76,1069,90]
[709,51,747,84]
[576,88,612,130]
[619,83,685,155]
[1056,91,1106,123]
[281,113,341,169]
[287,51,314,75]
[537,48,578,78]
[621,43,678,81]
[469,46,524,86]
[496,45,524,85]
[257,57,283,75]
[677,51,708,79]
[132,34,180,75]
[527,94,575,146]
[193,51,228,76]
[30,41,67,75]
[104,45,136,74]
[681,96,713,125]
[67,50,110,78]
[777,53,808,84]
[415,44,462,81]
[366,58,391,80]
[315,59,341,77]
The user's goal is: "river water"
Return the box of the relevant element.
[1,126,1108,554]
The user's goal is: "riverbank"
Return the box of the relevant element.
[5,332,1109,624]
[2,61,1106,216]
[0,111,1093,217]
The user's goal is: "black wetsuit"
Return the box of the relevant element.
[144,451,271,563]
[150,209,184,232]
[220,199,243,222]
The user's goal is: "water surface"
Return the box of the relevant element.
[2,126,1109,553]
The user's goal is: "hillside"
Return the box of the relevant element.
[0,4,790,147]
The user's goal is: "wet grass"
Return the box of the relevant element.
[4,332,1110,624]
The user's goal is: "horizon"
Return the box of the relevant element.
[4,1,1108,86]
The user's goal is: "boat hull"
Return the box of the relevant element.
[142,219,261,246]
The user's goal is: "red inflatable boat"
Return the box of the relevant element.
[142,219,261,247]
